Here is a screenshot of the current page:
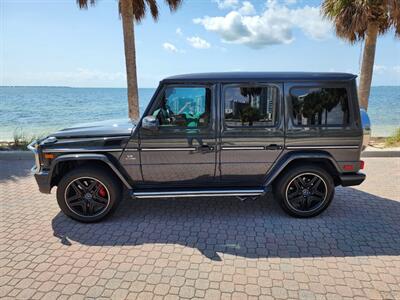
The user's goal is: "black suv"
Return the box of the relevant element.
[29,72,369,222]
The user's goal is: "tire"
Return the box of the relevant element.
[56,165,122,223]
[274,165,335,218]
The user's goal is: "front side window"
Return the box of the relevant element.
[151,86,211,128]
[224,85,278,127]
[290,87,350,126]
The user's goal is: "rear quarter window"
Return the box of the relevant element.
[224,85,279,127]
[290,87,350,126]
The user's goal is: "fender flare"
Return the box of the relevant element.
[49,153,132,189]
[263,151,341,187]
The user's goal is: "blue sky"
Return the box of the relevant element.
[2,0,399,87]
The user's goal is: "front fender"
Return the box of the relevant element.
[49,153,132,189]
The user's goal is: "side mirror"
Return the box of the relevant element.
[142,115,159,131]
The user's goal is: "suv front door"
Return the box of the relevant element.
[137,84,217,188]
[219,83,285,186]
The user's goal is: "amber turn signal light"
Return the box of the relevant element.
[44,153,55,160]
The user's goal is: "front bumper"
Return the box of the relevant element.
[32,167,52,194]
[28,141,52,194]
[339,172,366,187]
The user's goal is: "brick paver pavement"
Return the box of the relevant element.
[1,157,400,299]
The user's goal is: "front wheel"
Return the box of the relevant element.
[274,165,335,218]
[56,166,122,222]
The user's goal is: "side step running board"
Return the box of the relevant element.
[131,189,265,199]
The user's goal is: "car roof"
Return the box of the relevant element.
[162,72,357,83]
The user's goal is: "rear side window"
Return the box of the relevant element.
[290,87,350,126]
[224,85,278,127]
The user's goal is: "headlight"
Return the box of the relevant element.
[40,136,57,145]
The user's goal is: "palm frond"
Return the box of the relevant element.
[76,0,96,9]
[165,0,182,11]
[387,0,400,37]
[322,0,399,42]
[146,0,159,21]
[119,0,145,23]
[133,0,147,22]
[82,0,183,23]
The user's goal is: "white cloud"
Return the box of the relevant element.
[290,6,332,40]
[194,12,253,44]
[162,42,178,53]
[374,64,387,74]
[238,1,255,15]
[176,27,183,36]
[3,68,126,87]
[187,36,211,49]
[373,64,400,75]
[194,1,331,49]
[213,0,239,9]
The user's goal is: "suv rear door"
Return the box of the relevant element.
[218,83,285,186]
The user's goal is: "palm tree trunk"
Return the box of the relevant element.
[120,0,140,120]
[358,23,378,111]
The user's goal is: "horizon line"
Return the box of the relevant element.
[0,85,157,89]
[1,85,399,88]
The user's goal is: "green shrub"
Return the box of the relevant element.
[12,129,44,150]
[385,128,400,147]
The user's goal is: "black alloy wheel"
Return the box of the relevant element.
[57,166,122,222]
[274,165,335,218]
[65,177,110,217]
[285,173,327,213]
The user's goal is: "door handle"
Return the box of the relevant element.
[265,144,282,150]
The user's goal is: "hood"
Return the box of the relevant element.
[52,119,136,138]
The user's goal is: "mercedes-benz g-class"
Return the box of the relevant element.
[29,72,369,222]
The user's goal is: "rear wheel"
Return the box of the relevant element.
[274,165,335,218]
[56,166,122,222]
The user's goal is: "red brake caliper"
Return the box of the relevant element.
[98,184,107,197]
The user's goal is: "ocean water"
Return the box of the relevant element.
[0,87,155,141]
[0,86,399,141]
[367,86,400,137]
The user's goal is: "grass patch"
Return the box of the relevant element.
[0,129,46,151]
[385,128,400,147]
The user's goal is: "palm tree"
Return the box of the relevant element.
[322,0,399,110]
[77,0,182,120]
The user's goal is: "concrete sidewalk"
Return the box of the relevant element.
[361,146,400,157]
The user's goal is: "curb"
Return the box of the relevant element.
[0,150,399,160]
[361,151,400,158]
